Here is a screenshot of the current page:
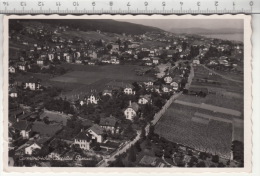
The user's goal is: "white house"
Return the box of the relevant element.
[86,92,99,104]
[162,85,172,93]
[9,87,18,98]
[25,78,40,90]
[12,120,31,139]
[193,59,200,65]
[87,124,104,143]
[124,101,139,121]
[138,95,152,105]
[124,84,135,95]
[164,75,173,84]
[74,131,91,150]
[9,66,16,73]
[170,81,179,91]
[48,53,55,62]
[152,57,160,65]
[18,63,26,71]
[25,142,41,155]
[37,58,44,65]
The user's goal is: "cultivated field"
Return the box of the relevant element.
[155,103,233,159]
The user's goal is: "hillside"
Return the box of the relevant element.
[169,28,243,35]
[11,19,163,35]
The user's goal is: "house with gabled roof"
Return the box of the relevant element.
[138,94,152,105]
[74,130,92,150]
[25,77,41,90]
[162,84,173,93]
[99,115,119,134]
[12,120,31,139]
[87,124,104,143]
[123,83,135,95]
[124,101,139,121]
[9,66,16,73]
[164,75,173,84]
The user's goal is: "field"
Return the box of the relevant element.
[192,65,244,94]
[49,64,154,100]
[155,103,233,159]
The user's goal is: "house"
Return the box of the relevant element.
[48,53,55,62]
[171,76,181,91]
[145,61,153,66]
[152,57,160,65]
[9,87,18,98]
[111,43,119,51]
[25,77,40,90]
[88,61,96,65]
[37,58,44,65]
[123,84,135,95]
[164,75,173,84]
[124,101,139,121]
[74,130,91,150]
[102,88,113,97]
[143,80,154,87]
[84,91,99,104]
[111,56,120,64]
[9,66,16,73]
[65,54,73,63]
[138,94,152,104]
[193,59,200,65]
[87,124,104,143]
[12,120,31,139]
[24,137,50,155]
[99,116,119,134]
[162,84,172,93]
[75,58,83,64]
[25,142,42,155]
[17,62,27,71]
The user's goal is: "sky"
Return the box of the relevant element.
[116,19,244,31]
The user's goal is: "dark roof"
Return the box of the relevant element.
[99,116,117,127]
[88,124,104,135]
[74,131,91,141]
[81,119,93,127]
[139,94,151,101]
[12,120,31,131]
[127,102,139,112]
[32,121,62,137]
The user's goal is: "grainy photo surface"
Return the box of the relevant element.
[3,15,252,172]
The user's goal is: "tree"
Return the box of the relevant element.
[128,146,136,162]
[196,161,206,167]
[134,141,142,152]
[212,155,219,163]
[43,116,50,124]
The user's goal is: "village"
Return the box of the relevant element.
[8,20,244,167]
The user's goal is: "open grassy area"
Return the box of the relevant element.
[52,64,153,84]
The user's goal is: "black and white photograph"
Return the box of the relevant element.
[3,15,252,171]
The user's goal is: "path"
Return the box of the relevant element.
[201,65,243,83]
[97,131,141,167]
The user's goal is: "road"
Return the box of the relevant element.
[201,64,243,83]
[97,131,141,167]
